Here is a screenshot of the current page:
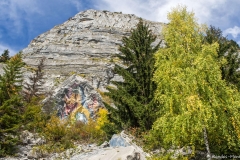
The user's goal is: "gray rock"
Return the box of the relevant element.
[27,150,38,159]
[100,141,110,148]
[127,152,141,160]
[109,134,130,147]
[19,130,45,146]
[22,9,165,90]
[0,63,5,75]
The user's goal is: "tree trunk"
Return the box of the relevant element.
[203,127,211,160]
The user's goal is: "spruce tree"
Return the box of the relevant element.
[105,19,160,130]
[0,53,24,156]
[205,26,240,89]
[0,53,24,103]
[148,6,240,158]
[0,49,10,63]
[0,97,22,156]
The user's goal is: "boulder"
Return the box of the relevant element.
[109,134,130,147]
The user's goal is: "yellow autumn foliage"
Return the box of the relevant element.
[40,108,110,153]
[147,5,240,157]
[95,108,109,131]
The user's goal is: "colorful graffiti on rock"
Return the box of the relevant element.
[55,82,103,123]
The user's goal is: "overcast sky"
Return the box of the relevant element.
[0,0,240,55]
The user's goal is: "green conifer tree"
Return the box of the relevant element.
[0,53,24,156]
[0,97,22,156]
[205,26,240,89]
[0,49,10,63]
[0,53,24,103]
[148,6,240,158]
[104,19,160,130]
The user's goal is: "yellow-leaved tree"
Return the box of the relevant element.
[148,6,240,158]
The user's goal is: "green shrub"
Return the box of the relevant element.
[23,105,47,132]
[44,116,68,142]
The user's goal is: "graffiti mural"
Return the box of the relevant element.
[51,75,104,123]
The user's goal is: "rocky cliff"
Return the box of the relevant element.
[22,9,165,90]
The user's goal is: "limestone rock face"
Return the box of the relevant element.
[22,9,165,89]
[0,63,6,75]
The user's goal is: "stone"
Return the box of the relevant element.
[0,63,5,75]
[22,9,165,91]
[27,150,38,159]
[19,130,45,146]
[127,152,141,160]
[43,74,104,122]
[100,141,110,148]
[109,134,130,147]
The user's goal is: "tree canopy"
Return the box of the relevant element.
[0,53,24,156]
[104,19,160,130]
[148,6,240,157]
[205,26,240,90]
[0,53,24,104]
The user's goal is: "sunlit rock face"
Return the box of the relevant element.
[0,63,5,75]
[43,75,104,122]
[22,9,164,90]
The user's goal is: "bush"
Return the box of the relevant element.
[39,116,72,153]
[39,108,110,153]
[23,103,47,132]
[67,108,110,144]
[44,116,68,142]
[98,108,120,140]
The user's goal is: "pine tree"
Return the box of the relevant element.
[148,6,240,157]
[205,26,240,89]
[0,53,24,156]
[0,53,24,103]
[0,49,10,63]
[0,97,22,156]
[104,19,160,130]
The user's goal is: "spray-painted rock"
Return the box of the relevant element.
[43,74,104,123]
